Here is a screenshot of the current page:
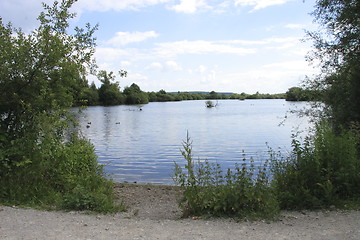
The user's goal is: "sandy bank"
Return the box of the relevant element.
[1,184,359,239]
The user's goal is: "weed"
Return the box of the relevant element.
[173,132,279,219]
[271,121,360,209]
[174,122,360,218]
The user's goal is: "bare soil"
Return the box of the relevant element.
[1,183,360,239]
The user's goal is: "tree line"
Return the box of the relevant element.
[75,76,290,106]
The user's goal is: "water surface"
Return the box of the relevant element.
[77,99,311,184]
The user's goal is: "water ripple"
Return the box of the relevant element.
[76,99,311,184]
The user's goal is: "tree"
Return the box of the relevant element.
[272,0,360,209]
[123,83,149,104]
[97,70,124,105]
[0,0,118,211]
[285,87,317,101]
[155,89,175,102]
[207,91,218,99]
[306,0,360,129]
[81,81,99,105]
[0,0,97,168]
[123,83,141,95]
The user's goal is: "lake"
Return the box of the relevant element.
[76,99,311,184]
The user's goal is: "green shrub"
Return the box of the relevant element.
[271,121,360,209]
[0,132,123,213]
[0,0,123,213]
[173,133,279,219]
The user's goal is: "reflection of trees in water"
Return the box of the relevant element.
[99,106,144,152]
[102,107,113,147]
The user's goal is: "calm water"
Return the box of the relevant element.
[76,99,311,184]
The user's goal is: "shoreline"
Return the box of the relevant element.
[1,183,360,239]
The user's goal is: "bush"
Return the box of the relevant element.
[173,133,279,219]
[0,131,123,213]
[123,83,149,104]
[271,121,360,209]
[125,92,149,104]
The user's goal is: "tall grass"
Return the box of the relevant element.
[174,122,360,218]
[173,133,279,219]
[272,121,360,209]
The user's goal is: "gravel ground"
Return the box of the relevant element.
[1,183,360,240]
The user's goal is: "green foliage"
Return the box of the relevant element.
[58,137,122,212]
[76,85,287,106]
[173,133,279,219]
[175,123,360,217]
[306,0,360,129]
[274,0,360,210]
[123,83,149,104]
[0,0,95,172]
[271,121,360,209]
[206,91,219,99]
[97,70,125,105]
[80,82,99,106]
[285,87,318,101]
[281,1,360,210]
[152,91,178,102]
[322,64,360,129]
[0,130,122,212]
[146,90,283,103]
[229,93,245,100]
[0,0,121,212]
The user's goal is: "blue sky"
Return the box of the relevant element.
[0,0,319,93]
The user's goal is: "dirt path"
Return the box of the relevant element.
[1,184,360,239]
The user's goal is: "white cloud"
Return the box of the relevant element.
[171,0,208,13]
[284,23,305,29]
[120,61,132,67]
[93,33,313,93]
[95,47,132,62]
[198,65,207,73]
[0,0,54,31]
[220,36,301,47]
[165,61,182,71]
[200,70,217,84]
[146,62,164,71]
[106,31,159,46]
[223,69,300,93]
[154,40,257,57]
[74,0,171,12]
[214,1,232,13]
[145,61,182,71]
[234,0,289,12]
[263,60,318,76]
[265,42,296,50]
[264,60,308,70]
[128,73,148,81]
[221,59,317,93]
[220,39,267,45]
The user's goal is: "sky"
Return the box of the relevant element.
[0,0,320,94]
